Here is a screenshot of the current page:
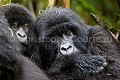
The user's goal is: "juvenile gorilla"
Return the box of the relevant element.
[0,3,38,59]
[0,13,49,80]
[36,8,120,80]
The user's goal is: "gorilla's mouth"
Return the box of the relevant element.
[20,42,28,48]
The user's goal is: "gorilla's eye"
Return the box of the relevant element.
[23,24,28,31]
[12,22,18,30]
[66,30,71,36]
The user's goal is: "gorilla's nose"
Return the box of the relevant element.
[17,33,26,38]
[60,43,73,55]
[61,45,72,51]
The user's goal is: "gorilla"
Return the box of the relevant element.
[0,12,49,80]
[36,7,120,80]
[0,3,38,59]
[0,3,35,43]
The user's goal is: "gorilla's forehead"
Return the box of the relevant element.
[8,15,33,23]
[45,23,78,37]
[8,18,32,26]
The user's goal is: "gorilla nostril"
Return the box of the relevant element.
[17,33,26,38]
[18,33,22,37]
[61,45,72,51]
[67,46,72,50]
[23,35,26,37]
[61,47,67,51]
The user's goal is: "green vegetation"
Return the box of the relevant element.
[0,0,120,41]
[0,0,11,6]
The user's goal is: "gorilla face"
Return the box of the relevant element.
[0,3,37,59]
[11,22,28,43]
[0,3,35,44]
[36,7,89,69]
[59,33,78,55]
[49,29,79,57]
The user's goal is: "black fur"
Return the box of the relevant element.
[0,3,36,40]
[36,7,120,80]
[0,12,49,80]
[0,3,38,60]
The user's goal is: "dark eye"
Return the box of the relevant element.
[66,30,71,35]
[12,22,17,30]
[23,24,28,31]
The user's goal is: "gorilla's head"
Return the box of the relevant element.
[0,3,36,45]
[36,7,89,69]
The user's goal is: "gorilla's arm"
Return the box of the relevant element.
[47,53,107,79]
[0,13,49,80]
[86,27,120,79]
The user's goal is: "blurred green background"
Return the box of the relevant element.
[0,0,119,25]
[0,0,120,41]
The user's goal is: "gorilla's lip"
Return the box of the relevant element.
[59,52,64,56]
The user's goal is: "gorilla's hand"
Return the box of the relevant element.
[74,55,108,74]
[47,53,108,75]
